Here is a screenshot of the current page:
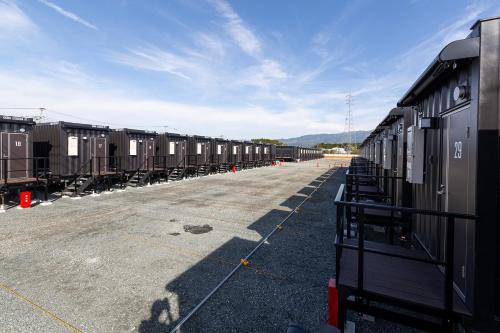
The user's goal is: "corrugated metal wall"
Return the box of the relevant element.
[229,141,243,164]
[187,136,211,166]
[157,133,188,168]
[33,123,110,177]
[0,117,34,179]
[109,130,157,171]
[211,138,229,164]
[243,142,255,162]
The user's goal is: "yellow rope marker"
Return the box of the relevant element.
[276,224,284,230]
[240,259,249,266]
[0,283,84,333]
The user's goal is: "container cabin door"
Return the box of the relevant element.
[91,137,107,174]
[1,133,29,179]
[204,142,210,164]
[441,106,474,302]
[178,141,186,166]
[145,140,155,170]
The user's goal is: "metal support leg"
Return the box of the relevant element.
[338,287,348,333]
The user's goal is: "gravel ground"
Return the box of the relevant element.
[0,158,421,333]
[0,159,341,333]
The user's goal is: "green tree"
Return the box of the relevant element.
[251,138,283,145]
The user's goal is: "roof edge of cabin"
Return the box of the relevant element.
[397,36,480,107]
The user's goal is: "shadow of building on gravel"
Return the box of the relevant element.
[139,169,343,333]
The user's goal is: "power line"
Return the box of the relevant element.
[0,107,182,132]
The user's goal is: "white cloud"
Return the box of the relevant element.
[238,59,287,88]
[38,0,98,30]
[208,0,261,57]
[395,2,486,72]
[0,66,349,138]
[0,0,37,40]
[193,33,226,57]
[109,47,197,80]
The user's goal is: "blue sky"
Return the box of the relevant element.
[0,0,499,139]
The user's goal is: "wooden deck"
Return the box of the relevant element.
[338,239,471,316]
[0,177,40,186]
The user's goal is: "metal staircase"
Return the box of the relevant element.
[61,160,95,197]
[125,169,151,187]
[197,165,209,176]
[218,163,228,173]
[168,167,184,181]
[168,158,186,181]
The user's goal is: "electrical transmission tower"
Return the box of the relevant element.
[344,92,355,150]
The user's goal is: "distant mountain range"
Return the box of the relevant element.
[280,130,371,147]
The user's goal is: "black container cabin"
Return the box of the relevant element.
[242,141,255,168]
[33,122,112,179]
[156,133,188,180]
[109,129,157,172]
[253,143,264,166]
[276,145,298,161]
[298,148,306,161]
[335,17,500,333]
[262,143,274,165]
[211,138,229,172]
[187,135,211,176]
[0,116,45,202]
[228,140,243,170]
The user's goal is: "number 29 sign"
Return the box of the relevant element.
[454,141,463,159]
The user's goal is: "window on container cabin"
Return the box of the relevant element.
[197,143,202,154]
[264,147,268,154]
[169,142,175,155]
[256,146,260,154]
[217,145,222,155]
[129,139,137,156]
[245,146,249,154]
[233,146,237,155]
[68,136,79,156]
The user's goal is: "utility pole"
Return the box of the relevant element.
[33,108,46,122]
[0,107,46,121]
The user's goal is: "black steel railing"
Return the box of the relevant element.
[210,154,228,166]
[1,157,50,185]
[334,184,477,317]
[346,171,404,204]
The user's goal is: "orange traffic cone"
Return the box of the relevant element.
[232,165,236,173]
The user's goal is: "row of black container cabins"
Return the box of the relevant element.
[0,121,326,201]
[332,17,500,333]
[0,120,287,198]
[275,145,322,161]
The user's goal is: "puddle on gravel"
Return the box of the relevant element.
[169,218,178,223]
[169,232,181,236]
[183,224,213,234]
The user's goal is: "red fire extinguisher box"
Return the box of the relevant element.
[20,191,31,208]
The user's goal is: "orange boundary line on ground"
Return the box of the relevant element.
[0,282,84,333]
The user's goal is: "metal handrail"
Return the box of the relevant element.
[0,157,50,185]
[334,184,477,317]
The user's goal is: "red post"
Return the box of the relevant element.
[20,191,31,208]
[232,165,236,173]
[328,278,339,327]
